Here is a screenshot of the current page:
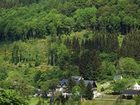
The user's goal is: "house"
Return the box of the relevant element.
[131,83,140,90]
[122,90,140,96]
[71,76,99,98]
[62,92,72,98]
[34,88,44,97]
[121,83,140,99]
[84,80,97,89]
[71,76,84,84]
[121,90,140,99]
[55,87,63,92]
[71,76,97,88]
[47,76,99,99]
[59,79,68,87]
[71,76,84,80]
[93,91,102,99]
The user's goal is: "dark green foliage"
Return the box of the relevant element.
[79,49,101,80]
[34,70,42,83]
[80,32,119,55]
[71,37,80,53]
[85,83,93,100]
[120,30,140,60]
[0,65,8,81]
[83,32,119,52]
[68,78,76,90]
[79,79,86,96]
[0,0,40,8]
[134,95,140,105]
[99,52,118,62]
[0,0,140,103]
[0,0,140,41]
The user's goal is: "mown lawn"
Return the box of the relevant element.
[29,98,49,105]
[81,95,135,105]
[121,100,135,105]
[29,98,39,105]
[29,95,135,105]
[82,99,135,105]
[82,100,114,105]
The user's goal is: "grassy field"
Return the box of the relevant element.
[82,95,117,105]
[82,99,135,105]
[82,95,135,105]
[29,98,49,105]
[29,98,39,105]
[29,95,135,105]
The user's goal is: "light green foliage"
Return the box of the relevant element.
[100,61,116,80]
[72,85,81,101]
[6,71,33,96]
[0,89,28,105]
[118,35,124,47]
[74,7,97,29]
[39,79,59,91]
[0,63,8,81]
[11,40,46,66]
[45,10,74,36]
[99,52,118,62]
[134,95,140,105]
[118,57,140,77]
[113,78,135,92]
[0,0,140,104]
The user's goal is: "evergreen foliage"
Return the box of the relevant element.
[85,83,93,100]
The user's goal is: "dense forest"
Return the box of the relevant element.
[0,0,140,41]
[0,0,140,105]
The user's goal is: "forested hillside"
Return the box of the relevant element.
[0,0,140,105]
[0,0,140,41]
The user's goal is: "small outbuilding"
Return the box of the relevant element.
[122,90,140,99]
[132,83,140,90]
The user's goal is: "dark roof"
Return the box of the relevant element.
[71,76,83,84]
[122,90,140,95]
[72,76,83,80]
[92,81,97,88]
[84,80,97,88]
[59,79,68,86]
[84,80,93,86]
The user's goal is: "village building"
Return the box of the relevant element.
[37,76,101,99]
[122,83,140,99]
[131,83,140,90]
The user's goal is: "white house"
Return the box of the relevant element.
[93,91,102,99]
[132,83,140,90]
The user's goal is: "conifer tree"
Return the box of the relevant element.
[85,83,93,100]
[68,78,76,91]
[120,30,140,60]
[79,49,101,80]
[71,37,80,53]
[79,79,86,96]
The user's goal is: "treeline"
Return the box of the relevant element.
[0,0,40,8]
[0,0,140,41]
[120,30,140,60]
[10,30,140,81]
